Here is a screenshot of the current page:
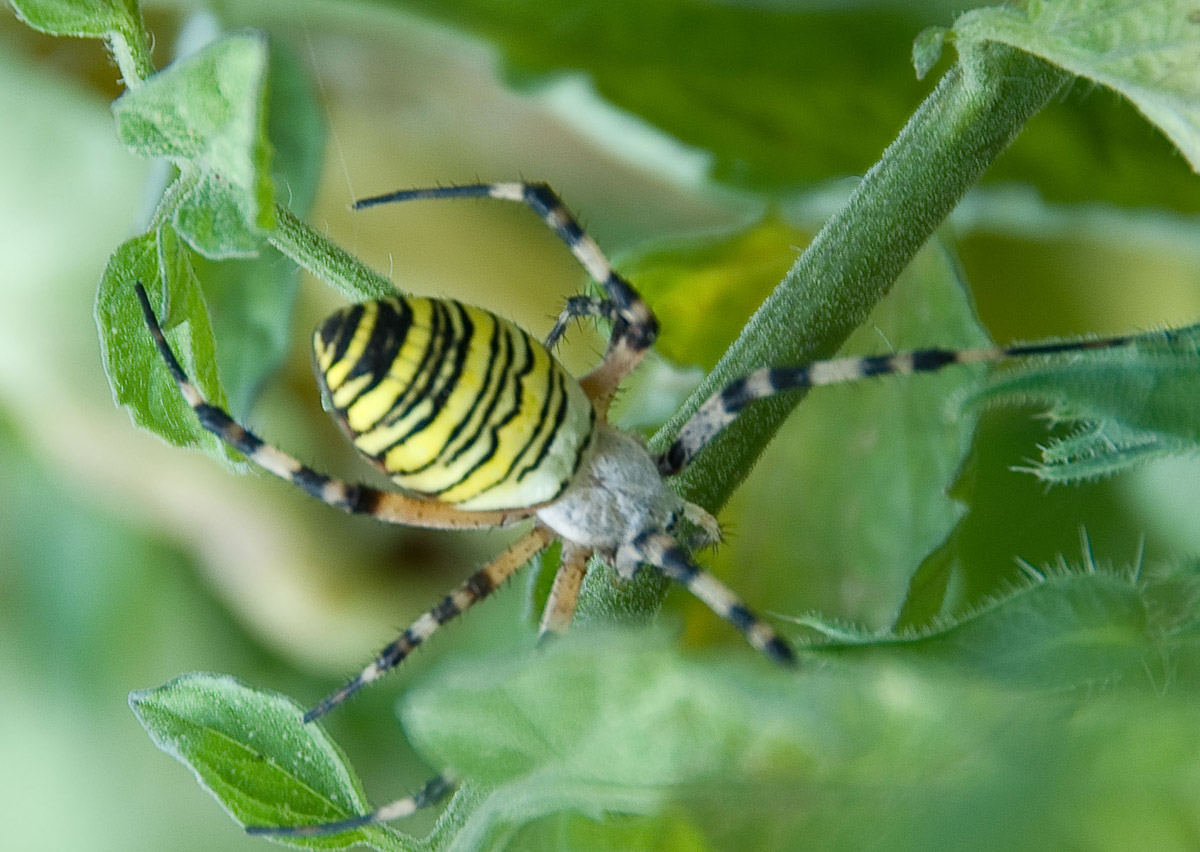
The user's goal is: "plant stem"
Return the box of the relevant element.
[657,43,1071,514]
[268,204,396,301]
[580,44,1072,622]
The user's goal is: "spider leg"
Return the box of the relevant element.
[544,295,619,350]
[136,283,533,530]
[537,543,592,638]
[245,773,455,837]
[657,335,1141,476]
[681,500,723,549]
[304,525,555,722]
[353,182,658,415]
[626,532,794,664]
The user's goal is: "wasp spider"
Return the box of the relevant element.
[135,182,1140,836]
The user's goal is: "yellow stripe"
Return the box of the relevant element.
[324,302,378,392]
[312,296,594,511]
[347,319,433,435]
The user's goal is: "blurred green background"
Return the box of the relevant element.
[3,1,1200,850]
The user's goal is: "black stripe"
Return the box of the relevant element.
[343,300,408,386]
[503,346,561,484]
[347,487,381,516]
[415,775,455,809]
[523,183,559,222]
[403,308,502,475]
[381,302,476,460]
[319,303,365,372]
[909,348,958,372]
[374,301,452,443]
[515,368,571,483]
[726,604,757,633]
[465,570,496,599]
[335,300,413,417]
[430,596,464,625]
[290,466,332,500]
[428,327,537,495]
[659,546,698,583]
[195,404,262,453]
[658,441,688,476]
[444,316,510,464]
[858,354,895,377]
[1009,337,1131,357]
[379,630,420,667]
[719,376,753,411]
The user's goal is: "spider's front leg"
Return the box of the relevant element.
[352,181,660,415]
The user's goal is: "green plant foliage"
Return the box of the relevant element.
[8,0,1200,850]
[195,41,327,415]
[967,324,1200,482]
[130,673,413,852]
[620,215,812,370]
[383,0,1200,210]
[9,0,139,38]
[386,584,1200,852]
[628,229,994,630]
[954,0,1200,171]
[97,229,236,461]
[112,31,274,257]
[807,567,1152,689]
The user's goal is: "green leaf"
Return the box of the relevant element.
[398,619,1200,852]
[112,31,274,257]
[10,0,139,38]
[965,324,1200,482]
[9,0,154,82]
[97,229,237,462]
[377,1,1197,210]
[130,673,414,852]
[912,26,949,80]
[954,0,1200,171]
[389,1,939,194]
[812,568,1150,690]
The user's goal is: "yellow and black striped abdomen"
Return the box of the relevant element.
[313,297,595,511]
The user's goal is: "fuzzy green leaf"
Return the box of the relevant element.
[9,0,153,82]
[10,0,139,38]
[96,229,237,462]
[112,31,274,257]
[965,324,1200,482]
[130,673,413,852]
[397,605,1200,852]
[912,26,949,80]
[811,569,1150,689]
[955,0,1200,171]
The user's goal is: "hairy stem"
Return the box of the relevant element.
[268,204,396,301]
[582,44,1072,621]
[658,43,1070,513]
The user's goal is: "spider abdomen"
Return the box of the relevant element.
[313,296,594,511]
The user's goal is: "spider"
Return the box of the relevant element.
[135,181,1139,837]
